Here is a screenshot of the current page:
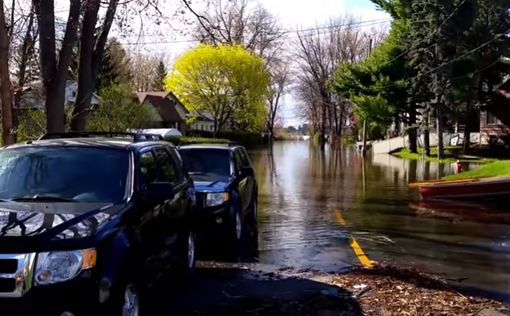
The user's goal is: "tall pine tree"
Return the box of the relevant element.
[96,38,133,91]
[154,60,167,91]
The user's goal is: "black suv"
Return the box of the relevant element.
[0,132,196,316]
[178,144,257,248]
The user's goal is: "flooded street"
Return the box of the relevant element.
[250,141,510,301]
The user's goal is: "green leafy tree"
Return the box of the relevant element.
[87,84,154,132]
[165,44,269,133]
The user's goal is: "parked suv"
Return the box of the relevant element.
[178,144,257,248]
[0,132,197,316]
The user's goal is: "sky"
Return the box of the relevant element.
[56,0,391,127]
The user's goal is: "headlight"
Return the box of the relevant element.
[206,192,229,207]
[34,248,96,285]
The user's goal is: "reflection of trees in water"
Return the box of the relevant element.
[266,143,278,185]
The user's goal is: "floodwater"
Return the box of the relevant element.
[250,141,510,301]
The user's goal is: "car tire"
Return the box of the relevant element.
[121,282,141,316]
[227,206,243,249]
[100,273,144,316]
[184,231,197,273]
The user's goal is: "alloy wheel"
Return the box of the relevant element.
[187,232,196,270]
[122,284,139,316]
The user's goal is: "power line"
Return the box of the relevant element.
[115,19,392,46]
[423,34,505,77]
[382,0,468,67]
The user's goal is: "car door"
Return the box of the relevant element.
[234,149,250,212]
[239,147,256,205]
[153,146,189,228]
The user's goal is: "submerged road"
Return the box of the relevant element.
[251,141,510,301]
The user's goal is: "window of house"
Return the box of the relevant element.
[487,112,501,125]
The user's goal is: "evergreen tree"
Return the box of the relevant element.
[154,60,167,91]
[96,38,133,90]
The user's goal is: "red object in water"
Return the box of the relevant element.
[419,177,510,199]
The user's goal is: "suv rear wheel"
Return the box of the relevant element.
[122,283,140,316]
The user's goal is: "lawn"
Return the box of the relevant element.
[443,160,510,180]
[393,146,498,164]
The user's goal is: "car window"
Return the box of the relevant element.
[140,151,157,185]
[234,150,244,173]
[179,148,231,181]
[154,147,179,183]
[0,147,130,204]
[239,148,251,168]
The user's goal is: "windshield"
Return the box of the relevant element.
[179,148,231,181]
[0,147,130,203]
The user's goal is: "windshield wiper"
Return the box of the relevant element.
[10,195,76,202]
[189,172,208,175]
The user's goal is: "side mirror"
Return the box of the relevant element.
[146,182,175,201]
[240,167,254,177]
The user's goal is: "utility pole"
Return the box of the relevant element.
[362,37,373,157]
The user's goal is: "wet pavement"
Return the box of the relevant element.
[250,141,510,302]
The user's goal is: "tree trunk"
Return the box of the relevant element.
[423,113,431,157]
[436,106,444,159]
[35,0,80,133]
[71,0,119,131]
[362,118,367,156]
[463,76,480,152]
[0,0,15,145]
[462,99,473,152]
[408,104,417,153]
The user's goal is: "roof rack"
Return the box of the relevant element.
[38,132,164,142]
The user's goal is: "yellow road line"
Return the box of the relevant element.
[350,239,374,268]
[334,210,374,269]
[335,210,347,226]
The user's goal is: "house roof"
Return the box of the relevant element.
[135,91,188,122]
[189,110,214,122]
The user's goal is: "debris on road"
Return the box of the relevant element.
[160,262,507,316]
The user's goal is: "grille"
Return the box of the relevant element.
[0,253,36,298]
[0,279,16,292]
[0,259,18,274]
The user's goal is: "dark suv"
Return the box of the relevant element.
[178,144,257,248]
[0,132,196,316]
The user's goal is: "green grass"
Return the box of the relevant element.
[443,160,510,180]
[165,136,229,146]
[392,147,498,164]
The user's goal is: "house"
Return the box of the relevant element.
[19,80,100,110]
[135,92,189,132]
[188,111,215,132]
[479,79,510,145]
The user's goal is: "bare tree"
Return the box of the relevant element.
[294,16,375,147]
[266,62,289,140]
[185,0,284,60]
[0,0,14,145]
[70,0,120,131]
[129,51,161,92]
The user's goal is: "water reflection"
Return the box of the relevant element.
[251,141,510,300]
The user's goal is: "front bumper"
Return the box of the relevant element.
[197,203,233,237]
[0,276,98,316]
